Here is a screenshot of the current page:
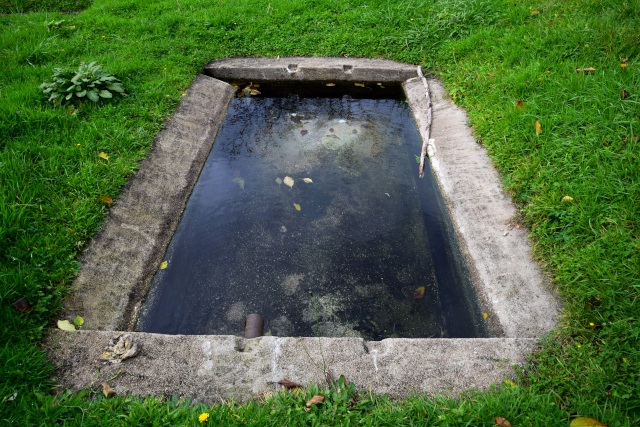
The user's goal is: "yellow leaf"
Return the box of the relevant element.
[535,120,542,135]
[561,196,574,203]
[354,83,365,87]
[283,176,294,189]
[303,178,313,183]
[57,320,76,332]
[99,152,109,160]
[293,203,301,211]
[326,83,335,87]
[100,196,113,204]
[160,261,168,269]
[73,316,84,326]
[530,10,539,15]
[413,287,425,299]
[570,416,607,427]
[503,380,517,388]
[483,313,488,319]
[101,382,116,398]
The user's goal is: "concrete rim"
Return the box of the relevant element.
[51,57,561,402]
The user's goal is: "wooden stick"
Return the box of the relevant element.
[417,66,432,178]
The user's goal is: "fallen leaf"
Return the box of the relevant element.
[303,178,313,183]
[301,129,308,136]
[354,83,365,87]
[413,287,425,299]
[283,176,294,189]
[503,380,517,388]
[280,226,287,232]
[278,379,302,389]
[232,177,245,190]
[326,83,335,87]
[100,196,113,204]
[576,67,595,73]
[535,120,542,135]
[530,10,539,15]
[12,298,32,312]
[483,313,488,319]
[275,177,283,185]
[494,417,512,427]
[561,196,574,203]
[160,261,168,269]
[487,73,495,77]
[516,224,520,229]
[622,90,630,100]
[102,382,116,398]
[570,416,608,427]
[99,152,109,160]
[516,100,525,109]
[73,316,84,326]
[250,89,261,96]
[237,91,244,98]
[7,392,17,402]
[306,395,325,407]
[293,203,301,211]
[242,86,251,95]
[57,320,76,331]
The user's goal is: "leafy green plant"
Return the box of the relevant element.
[40,62,124,107]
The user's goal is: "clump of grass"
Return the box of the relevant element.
[40,61,124,107]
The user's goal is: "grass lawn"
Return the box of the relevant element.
[1,0,639,424]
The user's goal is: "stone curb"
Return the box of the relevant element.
[46,330,535,404]
[205,57,417,82]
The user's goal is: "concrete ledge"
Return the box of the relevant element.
[63,75,235,331]
[204,57,417,82]
[403,77,561,337]
[46,330,535,403]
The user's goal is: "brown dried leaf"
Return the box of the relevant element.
[576,67,595,73]
[516,100,525,109]
[622,90,630,100]
[102,382,115,398]
[12,298,32,312]
[306,395,325,407]
[100,196,113,204]
[494,417,512,427]
[278,379,302,389]
[487,73,495,77]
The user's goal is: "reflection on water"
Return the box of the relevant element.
[136,83,486,339]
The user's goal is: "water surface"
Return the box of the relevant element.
[137,83,487,339]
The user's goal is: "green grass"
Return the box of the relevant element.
[0,0,639,424]
[1,0,91,14]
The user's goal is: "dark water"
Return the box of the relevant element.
[136,83,488,339]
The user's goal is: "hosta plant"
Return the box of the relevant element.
[40,61,124,107]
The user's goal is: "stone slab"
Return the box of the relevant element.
[46,330,535,403]
[63,75,235,331]
[204,57,417,82]
[403,77,561,337]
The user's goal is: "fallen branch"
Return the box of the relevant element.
[416,66,433,178]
